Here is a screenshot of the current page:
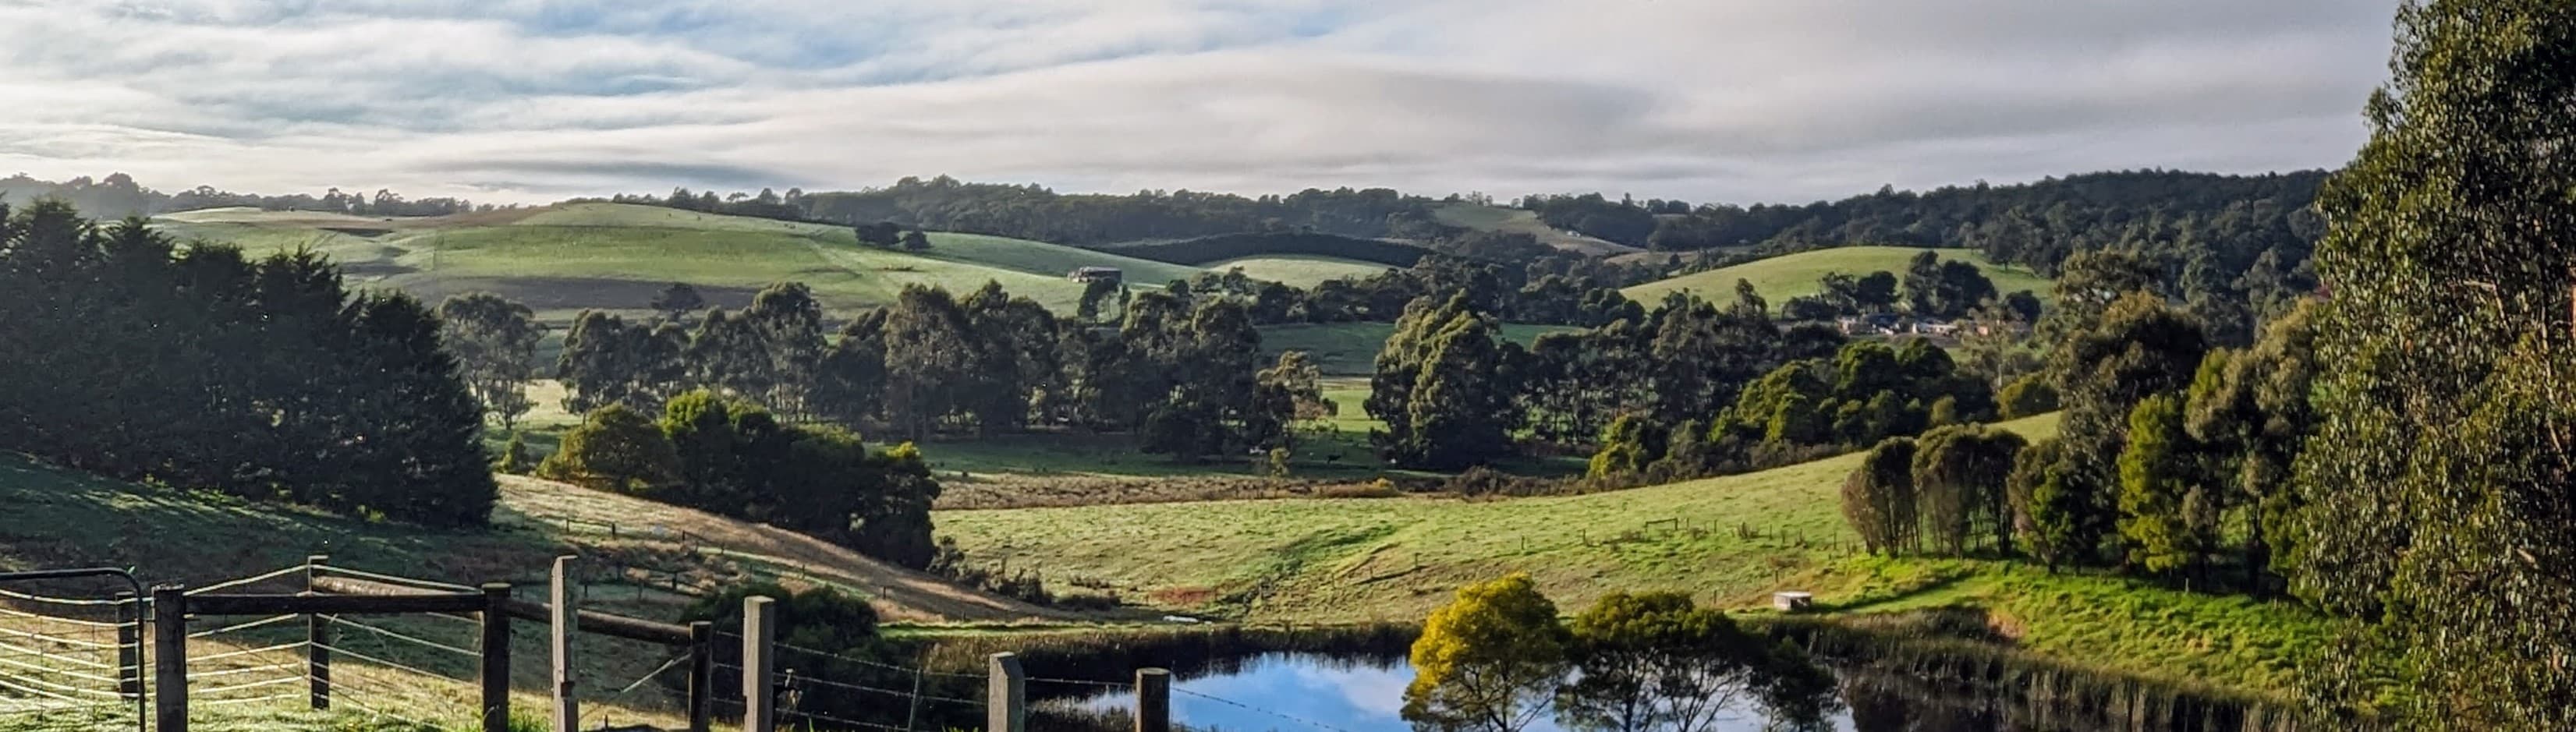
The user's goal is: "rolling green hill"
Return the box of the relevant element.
[934,411,2334,695]
[152,203,1211,320]
[939,412,2058,621]
[1621,246,2053,309]
[1432,203,1636,255]
[1207,255,1395,288]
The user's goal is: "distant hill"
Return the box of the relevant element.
[152,202,1212,320]
[1431,202,1637,256]
[798,176,1458,246]
[1203,255,1396,288]
[1105,231,1435,268]
[1621,246,2053,309]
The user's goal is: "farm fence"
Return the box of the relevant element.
[0,558,1348,732]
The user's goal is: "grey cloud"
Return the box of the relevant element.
[0,0,2407,206]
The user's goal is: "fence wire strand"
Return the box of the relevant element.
[326,615,480,658]
[310,642,464,684]
[187,613,298,639]
[1175,687,1359,732]
[314,565,477,592]
[184,565,308,596]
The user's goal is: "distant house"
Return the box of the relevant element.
[1915,320,1961,337]
[1972,320,2031,338]
[1068,266,1123,284]
[1840,313,1904,336]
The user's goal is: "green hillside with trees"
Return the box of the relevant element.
[1623,246,2052,313]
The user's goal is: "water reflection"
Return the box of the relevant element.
[1067,652,1844,732]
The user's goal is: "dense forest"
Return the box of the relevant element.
[0,200,495,526]
[0,172,492,218]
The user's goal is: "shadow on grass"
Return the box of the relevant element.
[1807,570,1978,614]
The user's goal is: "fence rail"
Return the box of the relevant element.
[3,558,1349,732]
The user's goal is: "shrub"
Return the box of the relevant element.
[1999,373,2060,418]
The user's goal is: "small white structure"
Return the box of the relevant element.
[1772,591,1814,613]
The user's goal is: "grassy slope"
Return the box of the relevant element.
[153,203,1201,319]
[0,453,1060,624]
[1431,203,1637,255]
[938,413,2058,621]
[1621,246,2053,309]
[1203,255,1394,288]
[1260,322,1578,376]
[933,411,2334,695]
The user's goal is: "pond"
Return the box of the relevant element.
[1046,649,2299,732]
[1062,652,1831,731]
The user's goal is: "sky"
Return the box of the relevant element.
[0,0,2407,206]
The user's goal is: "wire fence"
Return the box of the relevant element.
[5,560,1384,732]
[0,575,139,729]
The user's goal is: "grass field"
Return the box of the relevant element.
[1431,203,1637,255]
[931,409,2338,695]
[1621,246,2053,309]
[0,451,1061,624]
[934,413,2060,621]
[1203,255,1394,288]
[1801,556,2333,695]
[1260,322,1578,375]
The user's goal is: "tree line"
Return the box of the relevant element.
[1403,574,1839,732]
[555,280,1333,463]
[532,391,942,568]
[1,172,494,219]
[0,200,495,527]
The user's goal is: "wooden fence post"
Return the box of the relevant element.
[987,652,1026,732]
[480,583,512,732]
[151,584,186,732]
[305,555,330,711]
[551,556,578,732]
[115,592,140,698]
[686,621,714,732]
[741,596,776,732]
[1135,667,1171,732]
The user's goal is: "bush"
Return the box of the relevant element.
[537,404,682,494]
[1318,480,1405,499]
[1999,373,2060,418]
[1444,466,1567,497]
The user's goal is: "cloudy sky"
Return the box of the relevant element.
[0,0,2404,205]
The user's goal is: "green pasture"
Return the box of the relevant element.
[1621,246,2053,310]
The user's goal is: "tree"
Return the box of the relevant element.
[742,282,827,418]
[1913,425,2029,557]
[2185,299,2321,592]
[538,404,683,495]
[2008,438,2081,571]
[1557,592,1770,732]
[1249,350,1331,451]
[2047,292,2209,567]
[2292,2,2576,725]
[558,310,687,414]
[882,285,980,440]
[493,431,535,475]
[1075,276,1120,323]
[1372,293,1518,469]
[437,292,544,426]
[1403,574,1569,732]
[899,230,930,251]
[2117,392,2216,576]
[1840,437,1919,554]
[853,221,902,248]
[1997,373,2059,418]
[649,282,705,320]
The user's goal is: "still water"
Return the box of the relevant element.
[1065,652,1854,732]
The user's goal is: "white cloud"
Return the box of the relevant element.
[0,0,2402,205]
